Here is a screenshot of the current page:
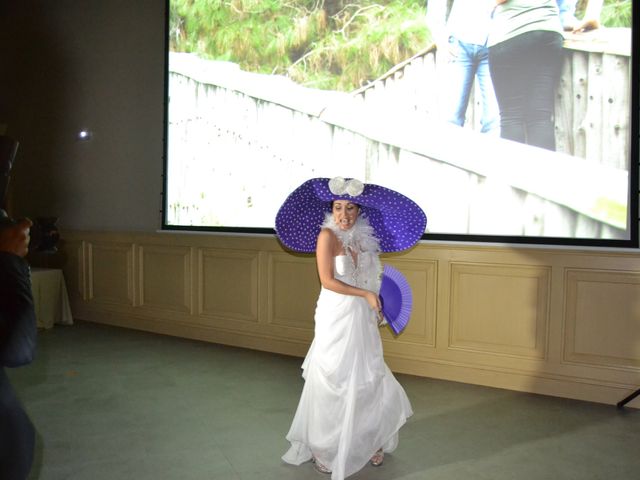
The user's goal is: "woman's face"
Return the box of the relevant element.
[332,200,360,231]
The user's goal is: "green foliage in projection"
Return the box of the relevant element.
[169,0,631,92]
[600,0,632,28]
[576,0,632,28]
[169,0,430,91]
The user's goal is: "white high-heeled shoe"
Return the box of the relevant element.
[370,448,384,467]
[312,456,331,474]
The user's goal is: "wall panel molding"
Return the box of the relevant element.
[267,252,318,331]
[138,244,192,314]
[449,262,551,360]
[564,268,640,370]
[86,241,134,306]
[197,248,259,324]
[60,231,640,408]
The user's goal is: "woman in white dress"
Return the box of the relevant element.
[275,177,427,479]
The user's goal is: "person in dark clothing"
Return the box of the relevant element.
[487,0,565,151]
[0,217,37,480]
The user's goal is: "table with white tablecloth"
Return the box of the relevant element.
[30,268,73,329]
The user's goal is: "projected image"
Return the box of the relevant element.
[165,0,634,243]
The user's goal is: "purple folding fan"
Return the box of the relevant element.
[379,265,413,335]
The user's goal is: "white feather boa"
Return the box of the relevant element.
[321,213,383,293]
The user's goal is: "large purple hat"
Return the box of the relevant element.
[275,177,427,253]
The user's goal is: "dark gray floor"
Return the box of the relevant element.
[8,321,639,480]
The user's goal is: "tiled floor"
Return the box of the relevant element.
[9,321,639,480]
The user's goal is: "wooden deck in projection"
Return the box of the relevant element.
[167,27,632,238]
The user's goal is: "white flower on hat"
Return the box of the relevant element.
[329,177,364,197]
[328,176,346,194]
[345,179,364,196]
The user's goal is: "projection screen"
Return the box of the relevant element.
[163,0,638,247]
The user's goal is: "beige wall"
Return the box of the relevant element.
[0,1,164,231]
[0,2,638,407]
[61,230,640,407]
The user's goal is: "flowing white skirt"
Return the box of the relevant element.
[282,288,413,480]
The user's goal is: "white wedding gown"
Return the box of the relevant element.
[282,254,413,480]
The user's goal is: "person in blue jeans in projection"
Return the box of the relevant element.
[427,0,499,135]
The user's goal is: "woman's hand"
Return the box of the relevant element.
[570,0,603,33]
[364,290,381,313]
[571,18,600,33]
[364,290,385,326]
